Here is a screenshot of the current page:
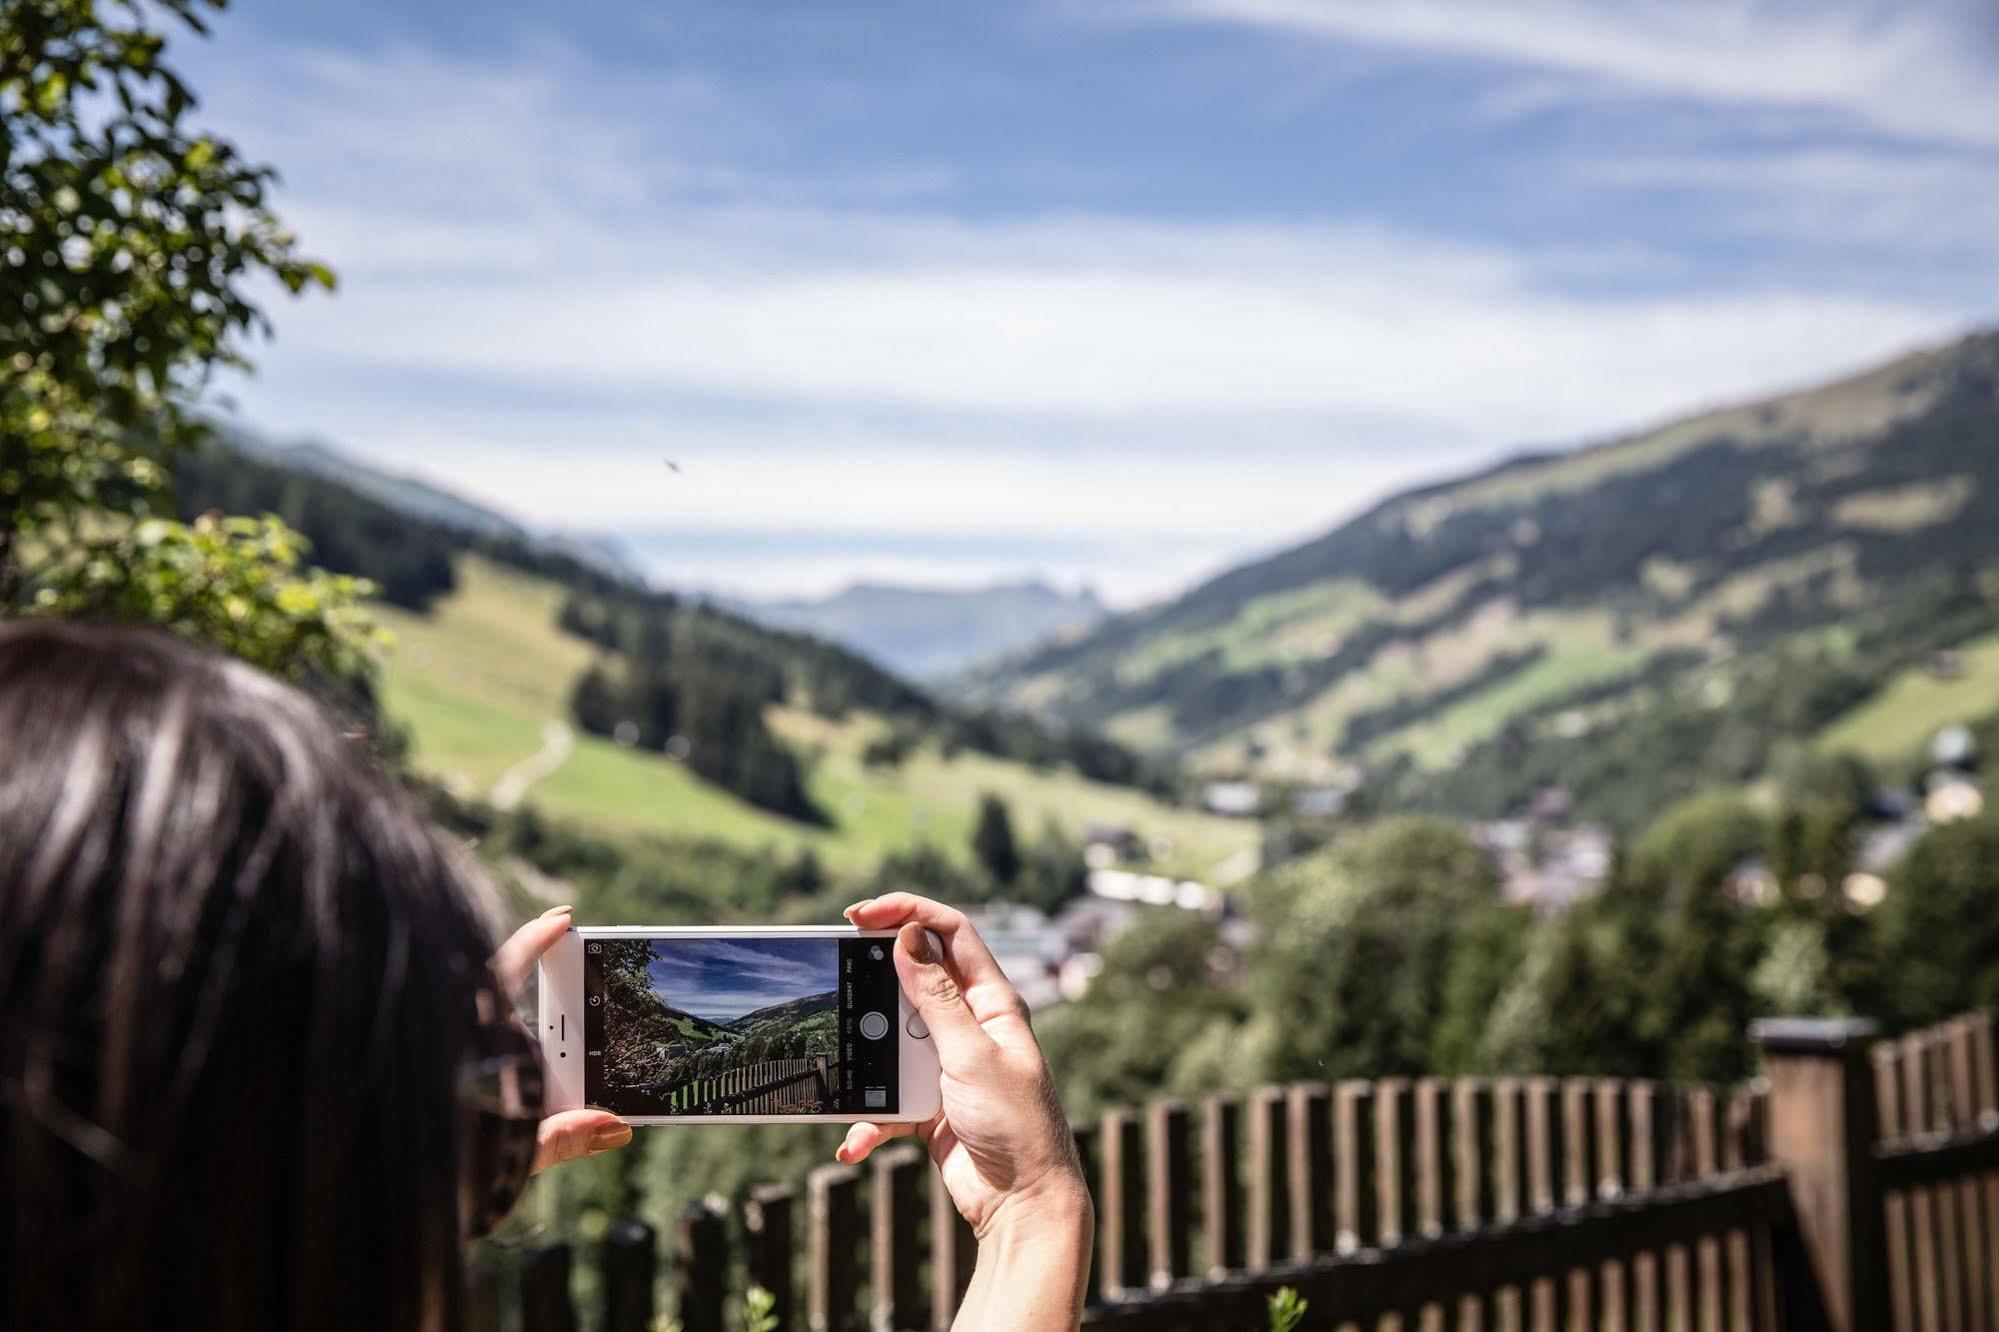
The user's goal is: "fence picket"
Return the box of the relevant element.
[1903,1036,1944,1332]
[1147,1100,1192,1287]
[520,1243,577,1332]
[871,1144,924,1331]
[1335,1080,1377,1255]
[1201,1094,1243,1278]
[1687,1089,1723,1332]
[602,1222,657,1332]
[1453,1081,1500,1332]
[1287,1083,1332,1260]
[674,1207,725,1332]
[1594,1080,1628,1332]
[1560,1079,1599,1332]
[1101,1108,1147,1297]
[1627,1083,1663,1332]
[1377,1078,1417,1246]
[744,1183,796,1332]
[1247,1085,1290,1270]
[1521,1078,1559,1332]
[807,1163,861,1332]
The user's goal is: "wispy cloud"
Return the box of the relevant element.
[199,23,1990,601]
[1127,0,1999,147]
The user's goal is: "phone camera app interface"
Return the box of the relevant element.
[584,936,898,1117]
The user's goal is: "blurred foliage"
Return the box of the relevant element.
[1876,813,1999,1026]
[0,0,368,685]
[1246,818,1519,1082]
[1049,747,1999,1118]
[1038,908,1248,1120]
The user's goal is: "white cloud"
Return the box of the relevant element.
[203,34,1983,602]
[1578,147,1999,261]
[1130,0,1999,148]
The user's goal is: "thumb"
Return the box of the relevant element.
[893,921,994,1074]
[533,1110,632,1175]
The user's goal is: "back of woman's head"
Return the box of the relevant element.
[0,621,507,1332]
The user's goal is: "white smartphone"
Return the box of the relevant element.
[538,925,942,1125]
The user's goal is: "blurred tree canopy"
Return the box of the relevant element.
[0,0,368,682]
[1246,817,1521,1082]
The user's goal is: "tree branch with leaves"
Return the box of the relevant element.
[2,0,371,683]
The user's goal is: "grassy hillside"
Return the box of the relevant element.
[375,557,1254,877]
[972,330,1999,822]
[1814,630,1999,765]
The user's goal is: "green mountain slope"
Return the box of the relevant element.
[972,330,1999,823]
[370,556,1253,874]
[176,434,1257,878]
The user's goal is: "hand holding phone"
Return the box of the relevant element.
[539,921,942,1123]
[493,905,633,1173]
[833,895,1090,1251]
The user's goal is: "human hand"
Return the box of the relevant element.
[493,905,633,1173]
[833,894,1088,1240]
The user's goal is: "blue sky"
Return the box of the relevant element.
[643,937,838,1023]
[183,0,1999,604]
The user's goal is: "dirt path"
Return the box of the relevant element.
[491,720,574,811]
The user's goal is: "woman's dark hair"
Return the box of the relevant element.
[0,621,509,1332]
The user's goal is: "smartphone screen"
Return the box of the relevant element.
[583,934,900,1117]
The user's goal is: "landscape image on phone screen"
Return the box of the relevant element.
[588,936,896,1116]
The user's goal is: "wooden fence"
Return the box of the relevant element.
[661,1057,838,1114]
[1873,1012,1999,1332]
[477,1011,1999,1332]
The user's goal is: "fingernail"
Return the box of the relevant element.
[901,923,936,964]
[589,1122,633,1152]
[542,904,573,918]
[843,899,873,920]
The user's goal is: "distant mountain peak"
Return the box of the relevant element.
[732,578,1107,681]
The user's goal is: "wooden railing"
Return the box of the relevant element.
[476,1010,1999,1332]
[659,1056,838,1114]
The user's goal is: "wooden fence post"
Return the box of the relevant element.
[808,1163,862,1332]
[745,1183,797,1332]
[675,1206,726,1332]
[603,1220,658,1332]
[1752,1017,1888,1332]
[1246,1085,1290,1269]
[1100,1108,1147,1297]
[1200,1094,1243,1278]
[520,1243,577,1332]
[871,1144,925,1332]
[1146,1099,1192,1288]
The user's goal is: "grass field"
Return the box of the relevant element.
[374,557,1257,877]
[1814,630,1999,763]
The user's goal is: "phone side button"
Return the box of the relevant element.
[905,1012,929,1039]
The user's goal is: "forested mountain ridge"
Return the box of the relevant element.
[172,427,1227,862]
[969,330,1999,824]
